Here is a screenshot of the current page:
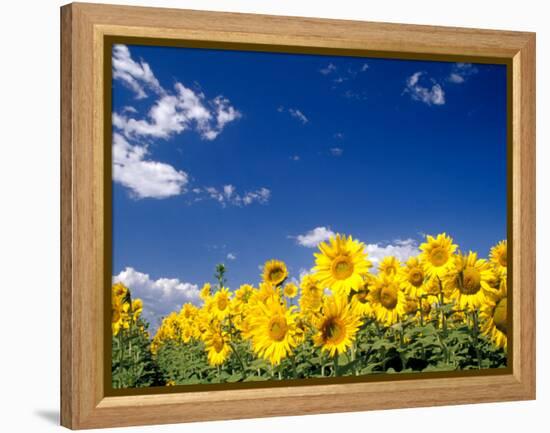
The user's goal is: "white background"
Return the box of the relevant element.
[0,0,546,431]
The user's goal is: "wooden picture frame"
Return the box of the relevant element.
[60,2,536,429]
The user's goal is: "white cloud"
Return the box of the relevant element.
[448,73,465,84]
[122,105,138,113]
[319,63,337,75]
[112,45,240,141]
[333,132,344,139]
[365,238,420,267]
[330,147,344,156]
[448,63,478,84]
[226,253,237,261]
[361,63,369,72]
[294,226,335,248]
[113,267,200,330]
[288,108,309,124]
[112,44,163,99]
[404,72,445,106]
[290,155,300,161]
[113,82,241,141]
[112,133,188,199]
[199,185,271,207]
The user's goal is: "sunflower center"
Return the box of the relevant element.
[269,268,285,284]
[429,247,449,267]
[112,309,121,323]
[493,298,507,334]
[462,267,481,294]
[498,252,507,268]
[213,336,224,353]
[321,317,346,345]
[268,316,288,342]
[356,290,369,304]
[409,268,424,287]
[332,256,354,280]
[380,285,398,309]
[217,296,228,311]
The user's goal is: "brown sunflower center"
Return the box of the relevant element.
[269,268,285,284]
[332,256,354,280]
[380,285,398,309]
[321,317,346,345]
[212,336,224,353]
[462,267,481,294]
[498,251,507,268]
[493,298,507,334]
[112,309,121,323]
[268,316,288,341]
[429,247,449,267]
[409,268,424,287]
[356,290,369,304]
[217,296,228,311]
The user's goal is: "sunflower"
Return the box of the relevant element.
[283,282,298,298]
[299,274,324,315]
[131,298,143,321]
[203,327,232,366]
[445,252,497,310]
[313,294,362,357]
[111,294,125,336]
[262,259,288,286]
[208,288,232,321]
[490,240,507,273]
[369,274,406,326]
[200,283,212,301]
[378,256,401,277]
[350,275,375,318]
[112,282,128,300]
[480,281,508,350]
[313,234,372,296]
[399,256,429,298]
[179,303,197,321]
[246,298,299,365]
[235,284,254,303]
[419,233,457,278]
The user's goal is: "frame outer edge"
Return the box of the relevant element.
[60,3,536,428]
[520,34,536,398]
[60,2,74,429]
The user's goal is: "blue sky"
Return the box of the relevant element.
[111,44,507,327]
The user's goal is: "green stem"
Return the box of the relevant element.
[472,310,482,369]
[228,341,247,375]
[333,354,339,377]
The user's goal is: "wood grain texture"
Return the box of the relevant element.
[60,2,536,429]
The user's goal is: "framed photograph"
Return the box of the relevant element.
[60,2,536,429]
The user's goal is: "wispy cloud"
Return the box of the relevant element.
[113,267,200,331]
[447,63,478,84]
[288,108,309,124]
[112,44,164,99]
[290,155,300,161]
[226,253,237,261]
[333,132,344,139]
[365,238,420,267]
[277,106,309,124]
[113,82,241,141]
[292,226,335,248]
[404,72,445,106]
[112,133,188,199]
[329,147,344,157]
[319,63,337,75]
[196,185,271,207]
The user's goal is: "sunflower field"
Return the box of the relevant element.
[111,233,508,388]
